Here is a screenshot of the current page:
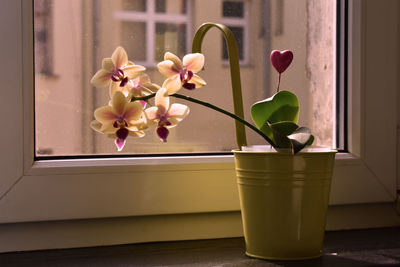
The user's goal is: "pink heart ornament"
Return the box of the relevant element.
[270,50,293,74]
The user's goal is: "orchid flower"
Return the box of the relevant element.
[157,52,206,95]
[90,91,147,151]
[90,46,146,96]
[113,73,160,107]
[144,87,190,142]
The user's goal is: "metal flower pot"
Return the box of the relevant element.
[233,147,336,260]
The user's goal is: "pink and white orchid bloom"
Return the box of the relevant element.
[90,91,147,151]
[144,87,190,142]
[90,46,146,96]
[112,73,160,107]
[157,52,206,95]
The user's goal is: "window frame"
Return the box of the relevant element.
[114,0,192,67]
[0,0,397,227]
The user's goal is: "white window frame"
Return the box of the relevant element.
[221,0,249,64]
[114,0,192,67]
[0,0,398,242]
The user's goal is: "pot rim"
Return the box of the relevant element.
[232,145,337,155]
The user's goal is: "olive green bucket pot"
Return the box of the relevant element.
[233,147,336,260]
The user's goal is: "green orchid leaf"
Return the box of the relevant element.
[269,121,298,136]
[251,90,299,139]
[271,130,292,149]
[267,121,295,150]
[288,127,313,154]
[268,122,314,153]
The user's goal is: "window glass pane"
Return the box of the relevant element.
[121,21,147,61]
[156,0,186,14]
[223,1,244,18]
[35,0,336,156]
[155,23,186,62]
[155,0,166,13]
[34,0,53,75]
[121,0,146,12]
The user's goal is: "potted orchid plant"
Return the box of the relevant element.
[89,46,312,153]
[90,23,336,260]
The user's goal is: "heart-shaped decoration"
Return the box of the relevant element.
[270,50,293,74]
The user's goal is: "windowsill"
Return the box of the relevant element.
[0,203,399,253]
[32,152,353,169]
[1,227,399,266]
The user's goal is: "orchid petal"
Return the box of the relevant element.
[128,130,146,138]
[124,101,143,121]
[157,126,169,142]
[111,46,128,69]
[109,81,124,98]
[157,60,179,77]
[90,120,103,133]
[144,107,159,121]
[167,103,190,119]
[124,80,137,97]
[116,127,129,140]
[165,104,189,128]
[183,53,205,73]
[142,83,160,93]
[183,83,196,90]
[139,100,147,108]
[91,69,112,88]
[190,74,207,88]
[102,58,114,72]
[94,106,117,124]
[115,138,126,151]
[163,75,182,95]
[155,87,169,113]
[127,118,149,131]
[100,121,118,133]
[111,91,127,115]
[123,64,146,79]
[164,52,183,70]
[129,75,154,97]
[166,118,180,128]
[138,73,151,84]
[129,89,144,98]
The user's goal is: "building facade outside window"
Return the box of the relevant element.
[34,0,54,76]
[115,0,191,67]
[221,0,248,64]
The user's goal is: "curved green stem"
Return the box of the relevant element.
[132,23,278,149]
[133,94,155,102]
[277,73,281,92]
[192,23,247,149]
[131,93,276,147]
